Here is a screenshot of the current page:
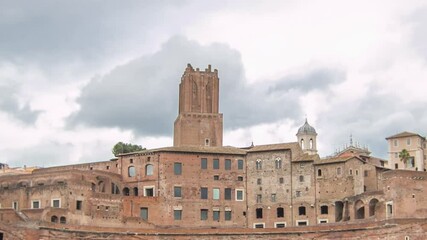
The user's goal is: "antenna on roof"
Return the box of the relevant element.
[350,134,353,146]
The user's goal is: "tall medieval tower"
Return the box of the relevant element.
[173,64,223,147]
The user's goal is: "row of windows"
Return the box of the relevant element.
[140,208,233,221]
[316,168,362,177]
[173,187,244,201]
[255,158,282,170]
[30,199,61,209]
[200,158,244,170]
[128,164,153,177]
[255,206,328,219]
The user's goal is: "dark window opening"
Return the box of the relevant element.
[277,207,284,218]
[321,205,328,214]
[256,208,263,219]
[174,162,182,175]
[201,158,207,169]
[76,200,82,210]
[298,206,306,216]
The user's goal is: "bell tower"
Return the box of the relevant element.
[296,118,318,155]
[173,64,223,147]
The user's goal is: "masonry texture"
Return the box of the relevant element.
[0,65,426,238]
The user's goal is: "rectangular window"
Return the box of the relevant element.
[236,189,244,201]
[213,175,219,180]
[201,158,207,169]
[237,176,244,181]
[394,152,398,158]
[254,223,265,228]
[297,220,308,226]
[174,162,182,175]
[256,194,262,203]
[277,207,284,218]
[225,210,232,221]
[213,188,220,200]
[407,138,411,145]
[364,170,368,177]
[225,159,231,170]
[257,178,262,185]
[213,210,220,221]
[200,209,208,220]
[12,201,18,210]
[174,186,182,198]
[31,200,40,209]
[201,187,208,199]
[76,200,82,210]
[174,210,182,220]
[140,207,148,220]
[256,208,263,219]
[52,199,61,208]
[144,186,155,197]
[213,159,219,169]
[394,139,398,147]
[224,188,232,200]
[279,177,284,184]
[275,223,286,228]
[271,193,276,202]
[238,159,244,170]
[296,191,301,197]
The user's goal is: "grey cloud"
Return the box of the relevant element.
[408,6,427,60]
[317,86,427,159]
[0,83,40,124]
[69,36,345,137]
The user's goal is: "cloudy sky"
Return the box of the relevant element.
[1,0,427,167]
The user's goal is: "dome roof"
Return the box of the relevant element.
[297,119,317,135]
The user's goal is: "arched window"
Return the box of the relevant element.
[275,157,282,169]
[321,205,328,214]
[128,166,136,177]
[145,164,153,176]
[60,216,66,224]
[309,139,313,149]
[317,169,322,177]
[301,139,305,149]
[123,187,130,196]
[133,187,139,196]
[51,215,58,223]
[256,159,262,170]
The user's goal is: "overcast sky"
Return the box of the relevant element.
[1,0,427,167]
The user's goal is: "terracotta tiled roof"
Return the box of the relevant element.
[314,156,359,165]
[124,145,247,155]
[245,142,300,153]
[385,131,425,140]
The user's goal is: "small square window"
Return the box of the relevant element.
[279,177,284,184]
[257,178,262,185]
[236,189,244,201]
[32,200,40,209]
[237,176,244,181]
[52,199,61,208]
[213,175,219,180]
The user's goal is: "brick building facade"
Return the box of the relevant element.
[0,65,426,236]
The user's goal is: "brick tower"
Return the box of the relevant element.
[173,64,223,147]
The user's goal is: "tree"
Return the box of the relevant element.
[112,142,146,156]
[398,149,410,165]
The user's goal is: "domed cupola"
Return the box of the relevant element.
[297,118,317,135]
[296,118,318,155]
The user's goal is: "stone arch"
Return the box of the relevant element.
[51,215,58,223]
[17,180,30,188]
[354,199,365,219]
[335,201,344,222]
[123,187,130,196]
[369,198,379,217]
